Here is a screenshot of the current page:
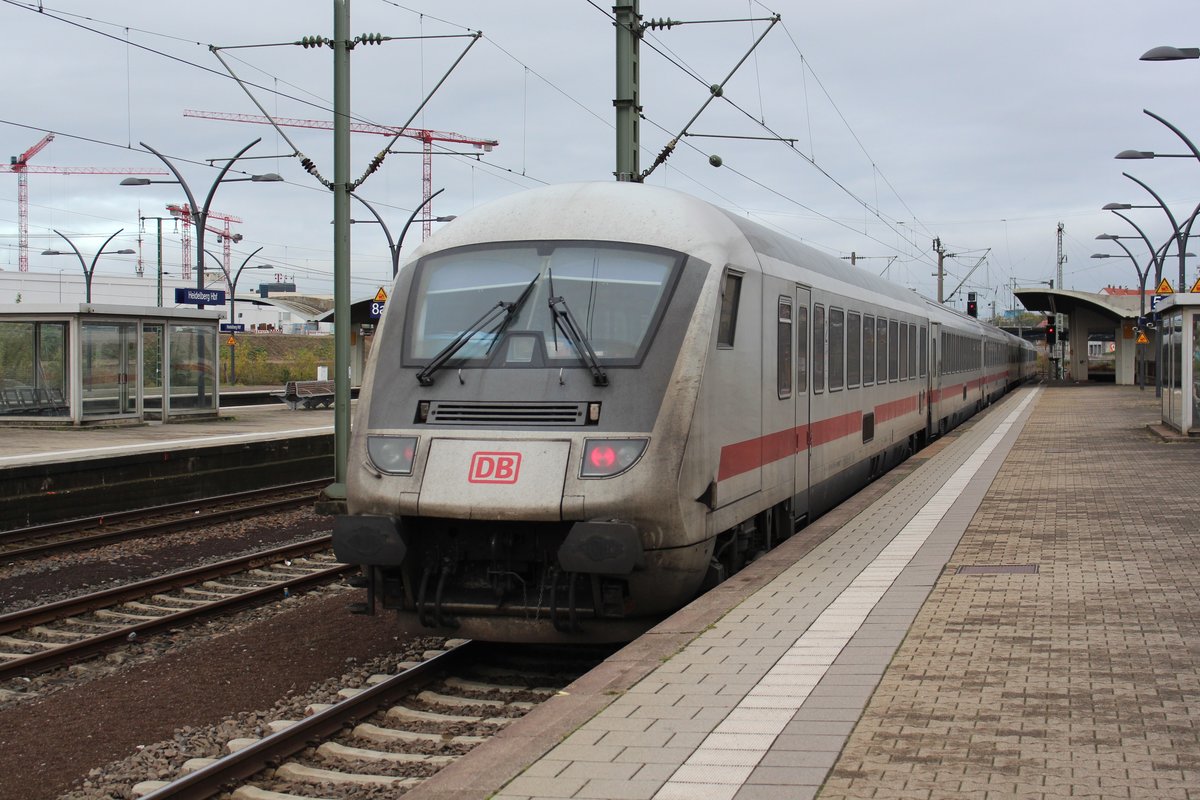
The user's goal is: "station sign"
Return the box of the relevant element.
[175,287,226,307]
[1150,295,1163,312]
[370,287,388,319]
[219,323,245,332]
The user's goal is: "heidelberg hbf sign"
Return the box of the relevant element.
[175,287,227,307]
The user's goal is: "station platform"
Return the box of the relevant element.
[408,383,1200,800]
[0,403,336,528]
[0,402,334,470]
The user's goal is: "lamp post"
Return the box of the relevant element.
[1116,110,1200,290]
[121,140,280,407]
[350,188,454,278]
[1093,235,1153,390]
[226,255,267,384]
[42,229,136,303]
[119,139,281,293]
[1118,171,1189,292]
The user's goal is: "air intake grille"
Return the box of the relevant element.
[427,401,587,426]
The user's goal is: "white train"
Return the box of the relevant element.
[334,182,1036,642]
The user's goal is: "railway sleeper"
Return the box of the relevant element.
[385,704,512,726]
[272,762,422,788]
[317,741,456,766]
[443,676,557,695]
[0,635,58,651]
[353,721,487,746]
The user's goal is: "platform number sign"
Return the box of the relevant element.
[370,287,388,320]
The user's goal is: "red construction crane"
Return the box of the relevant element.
[3,133,167,272]
[184,109,497,240]
[166,203,243,283]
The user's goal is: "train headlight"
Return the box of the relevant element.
[580,438,647,478]
[366,435,418,475]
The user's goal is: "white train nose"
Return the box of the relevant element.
[418,439,572,520]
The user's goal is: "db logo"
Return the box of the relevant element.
[468,451,522,484]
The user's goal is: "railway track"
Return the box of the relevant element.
[0,479,328,560]
[0,536,349,680]
[130,640,609,800]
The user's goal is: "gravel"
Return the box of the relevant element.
[0,507,440,800]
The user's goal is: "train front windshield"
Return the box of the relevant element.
[406,243,681,368]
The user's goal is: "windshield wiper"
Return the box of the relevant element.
[416,300,515,386]
[547,270,608,386]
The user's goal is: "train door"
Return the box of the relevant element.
[794,286,811,521]
[929,322,942,436]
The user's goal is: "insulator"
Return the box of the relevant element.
[645,17,678,30]
[359,32,383,45]
[299,35,327,49]
[300,157,316,173]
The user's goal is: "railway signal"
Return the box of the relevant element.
[967,292,978,318]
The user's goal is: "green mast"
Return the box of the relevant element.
[613,2,641,181]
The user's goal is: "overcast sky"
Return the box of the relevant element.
[2,0,1198,313]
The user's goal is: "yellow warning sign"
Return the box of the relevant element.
[374,287,389,303]
[1156,278,1174,294]
[1191,276,1200,293]
[226,336,237,346]
[1136,331,1150,344]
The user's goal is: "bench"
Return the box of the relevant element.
[276,380,335,410]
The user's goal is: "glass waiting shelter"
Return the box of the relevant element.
[0,304,223,425]
[1158,293,1200,436]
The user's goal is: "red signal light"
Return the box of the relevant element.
[589,445,617,469]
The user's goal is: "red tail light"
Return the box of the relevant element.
[580,438,647,478]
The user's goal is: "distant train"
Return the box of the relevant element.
[333,182,1036,642]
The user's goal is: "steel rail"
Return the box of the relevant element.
[136,640,479,800]
[0,480,329,559]
[0,537,348,679]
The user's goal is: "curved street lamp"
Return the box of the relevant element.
[227,254,268,384]
[42,229,136,303]
[1116,110,1200,290]
[1093,234,1154,389]
[350,188,455,278]
[119,139,281,293]
[121,139,280,406]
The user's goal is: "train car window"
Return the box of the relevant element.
[888,319,899,381]
[848,311,862,388]
[777,296,793,399]
[717,271,742,348]
[797,304,809,393]
[876,317,888,384]
[919,325,927,377]
[908,323,917,379]
[899,322,909,381]
[813,304,826,394]
[829,307,845,391]
[862,314,875,385]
